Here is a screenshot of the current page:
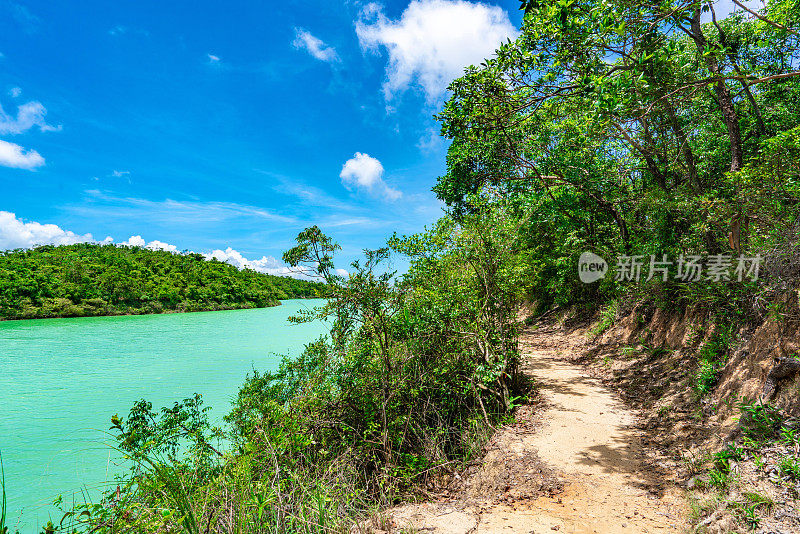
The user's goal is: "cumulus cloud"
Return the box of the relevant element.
[204,247,304,278]
[0,100,60,135]
[146,240,178,252]
[356,0,518,102]
[9,87,21,98]
[339,152,401,201]
[122,235,146,247]
[0,211,105,250]
[121,235,179,253]
[292,28,339,63]
[0,96,60,169]
[0,139,44,169]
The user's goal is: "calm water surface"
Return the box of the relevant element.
[0,299,327,531]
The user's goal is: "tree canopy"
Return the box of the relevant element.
[437,0,800,305]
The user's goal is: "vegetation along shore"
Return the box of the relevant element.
[0,244,324,320]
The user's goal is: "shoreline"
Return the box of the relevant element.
[0,297,322,323]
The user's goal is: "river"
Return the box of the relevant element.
[0,299,328,532]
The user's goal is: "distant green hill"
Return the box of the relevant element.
[0,243,325,320]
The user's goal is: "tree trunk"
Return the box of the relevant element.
[689,9,744,172]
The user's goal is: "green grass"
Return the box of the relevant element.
[742,491,774,512]
[738,399,783,441]
[693,325,734,396]
[588,299,619,337]
[779,457,800,480]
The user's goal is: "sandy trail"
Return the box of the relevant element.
[384,325,687,533]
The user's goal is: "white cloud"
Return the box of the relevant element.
[339,152,401,200]
[204,247,304,278]
[0,95,59,168]
[122,235,146,247]
[0,211,100,250]
[111,170,132,183]
[0,139,44,169]
[146,240,179,253]
[121,235,179,253]
[9,87,21,98]
[0,100,60,135]
[356,0,518,102]
[292,28,339,63]
[74,191,297,225]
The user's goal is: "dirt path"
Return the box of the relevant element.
[382,325,688,533]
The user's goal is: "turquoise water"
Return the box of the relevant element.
[0,299,327,532]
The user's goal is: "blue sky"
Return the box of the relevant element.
[0,0,523,275]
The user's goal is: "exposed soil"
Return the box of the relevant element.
[369,322,688,533]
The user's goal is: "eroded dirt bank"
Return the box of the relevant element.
[372,323,687,533]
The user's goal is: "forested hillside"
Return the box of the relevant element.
[0,244,324,320]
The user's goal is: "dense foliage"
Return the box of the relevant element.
[32,1,800,533]
[0,244,323,319]
[438,0,800,307]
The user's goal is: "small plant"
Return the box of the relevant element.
[681,450,710,476]
[687,323,705,346]
[708,467,730,490]
[693,325,733,396]
[742,491,774,512]
[752,453,765,471]
[695,360,717,396]
[739,504,760,529]
[738,399,783,441]
[704,444,742,492]
[589,299,619,337]
[779,457,800,480]
[715,443,744,464]
[780,425,800,447]
[741,435,760,450]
